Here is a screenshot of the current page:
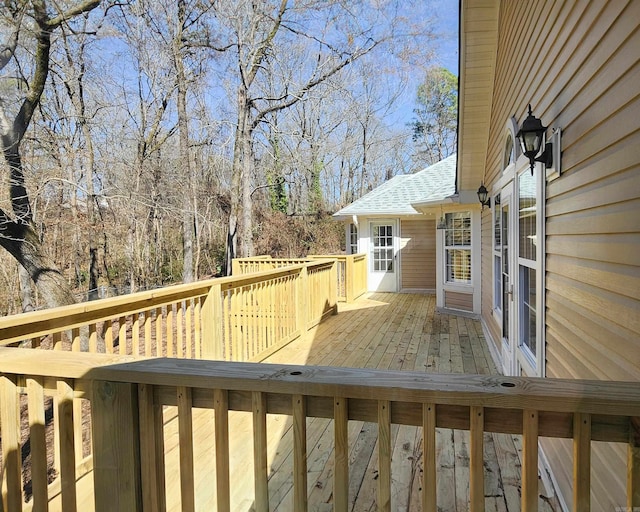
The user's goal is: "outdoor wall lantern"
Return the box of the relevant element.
[516,104,554,175]
[477,183,491,209]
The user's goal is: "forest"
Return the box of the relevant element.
[0,0,457,314]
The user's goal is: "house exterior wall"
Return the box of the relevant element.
[479,1,640,509]
[400,219,436,291]
[345,216,440,293]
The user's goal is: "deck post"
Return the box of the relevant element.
[629,417,640,508]
[345,255,354,303]
[92,380,142,512]
[201,283,223,359]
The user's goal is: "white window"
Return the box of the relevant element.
[348,223,358,254]
[444,211,471,284]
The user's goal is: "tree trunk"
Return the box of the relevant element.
[227,86,254,272]
[0,220,76,308]
[175,0,194,283]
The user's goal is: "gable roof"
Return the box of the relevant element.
[333,154,457,219]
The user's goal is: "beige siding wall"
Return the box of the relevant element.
[400,219,436,290]
[480,1,640,508]
[444,291,474,312]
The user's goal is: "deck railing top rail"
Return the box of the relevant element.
[2,349,638,418]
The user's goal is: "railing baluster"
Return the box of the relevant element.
[222,290,231,360]
[118,316,127,355]
[629,417,640,509]
[73,393,84,466]
[176,302,184,358]
[155,307,164,357]
[334,397,349,512]
[293,394,308,511]
[144,310,152,357]
[378,400,391,512]
[194,298,201,359]
[252,391,269,512]
[132,312,140,356]
[105,319,114,354]
[27,377,48,511]
[139,383,165,512]
[422,403,437,512]
[185,300,193,359]
[470,405,484,512]
[89,323,98,353]
[166,305,174,357]
[57,379,77,511]
[72,327,81,352]
[214,389,231,511]
[522,410,539,512]
[53,331,62,350]
[177,386,195,511]
[1,375,22,512]
[573,412,591,512]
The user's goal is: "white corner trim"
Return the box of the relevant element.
[539,443,569,512]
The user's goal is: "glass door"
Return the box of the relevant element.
[369,221,397,292]
[500,185,517,375]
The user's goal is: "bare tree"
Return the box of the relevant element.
[212,0,406,271]
[0,0,101,308]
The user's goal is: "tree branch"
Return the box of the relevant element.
[252,39,381,130]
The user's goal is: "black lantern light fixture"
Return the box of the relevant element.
[516,104,554,174]
[477,183,491,209]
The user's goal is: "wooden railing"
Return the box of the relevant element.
[2,348,638,511]
[0,260,336,361]
[235,254,367,303]
[0,261,337,512]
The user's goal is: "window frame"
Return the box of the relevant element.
[515,162,545,378]
[444,211,472,285]
[348,223,359,255]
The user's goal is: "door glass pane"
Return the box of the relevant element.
[502,202,509,339]
[519,170,537,261]
[520,266,537,355]
[372,224,393,272]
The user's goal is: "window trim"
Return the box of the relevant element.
[444,211,472,285]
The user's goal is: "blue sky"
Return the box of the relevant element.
[432,0,460,75]
[387,0,459,131]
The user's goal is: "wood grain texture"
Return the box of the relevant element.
[573,413,591,512]
[92,380,141,512]
[252,391,268,512]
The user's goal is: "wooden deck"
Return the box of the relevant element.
[157,292,561,511]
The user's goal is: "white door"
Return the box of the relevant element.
[500,186,518,376]
[369,221,397,292]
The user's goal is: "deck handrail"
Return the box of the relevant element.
[0,260,336,357]
[1,348,638,511]
[235,254,367,303]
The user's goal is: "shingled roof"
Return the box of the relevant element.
[333,154,457,218]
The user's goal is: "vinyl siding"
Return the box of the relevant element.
[480,0,640,508]
[400,219,436,290]
[444,290,474,312]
